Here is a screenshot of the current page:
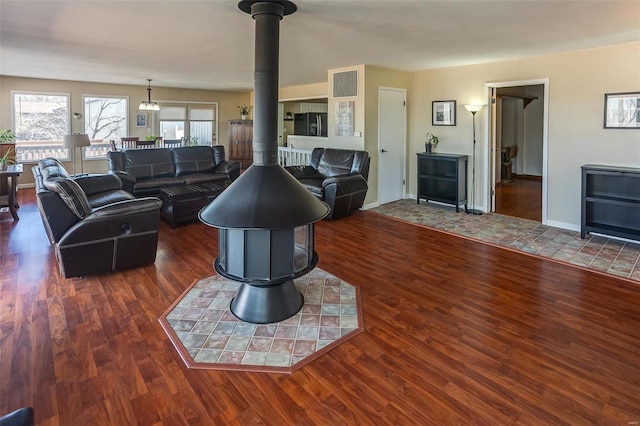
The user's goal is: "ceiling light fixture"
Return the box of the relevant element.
[139,79,160,111]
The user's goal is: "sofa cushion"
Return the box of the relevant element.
[182,172,229,185]
[172,146,216,177]
[124,148,175,180]
[54,178,92,218]
[317,149,356,177]
[38,157,70,181]
[297,177,324,197]
[87,189,135,209]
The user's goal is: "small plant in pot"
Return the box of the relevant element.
[238,104,253,119]
[0,147,16,170]
[0,128,17,170]
[425,132,439,153]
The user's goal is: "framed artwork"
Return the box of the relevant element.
[604,92,640,129]
[335,101,354,136]
[135,112,147,128]
[432,100,456,126]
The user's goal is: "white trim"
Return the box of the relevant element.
[362,201,380,210]
[278,96,329,102]
[546,220,579,232]
[484,78,549,224]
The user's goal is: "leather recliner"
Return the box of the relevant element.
[284,148,370,219]
[33,158,162,278]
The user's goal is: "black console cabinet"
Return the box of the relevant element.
[417,153,468,212]
[581,165,640,241]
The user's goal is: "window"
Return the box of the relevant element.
[159,104,217,145]
[12,91,70,162]
[83,95,128,159]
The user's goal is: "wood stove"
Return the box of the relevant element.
[199,0,329,324]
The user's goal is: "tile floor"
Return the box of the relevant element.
[371,199,640,283]
[159,268,363,373]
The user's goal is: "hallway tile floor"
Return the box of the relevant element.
[371,199,640,283]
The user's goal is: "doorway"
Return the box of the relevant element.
[378,87,406,205]
[485,80,548,223]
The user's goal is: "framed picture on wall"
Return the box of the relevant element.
[432,100,456,126]
[604,92,640,129]
[136,112,147,128]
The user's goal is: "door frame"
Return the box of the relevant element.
[377,86,407,205]
[483,79,549,224]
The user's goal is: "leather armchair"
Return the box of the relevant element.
[285,148,370,219]
[33,158,162,278]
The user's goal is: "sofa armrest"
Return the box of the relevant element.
[58,197,162,246]
[108,170,136,193]
[214,160,241,181]
[285,165,319,179]
[322,173,366,187]
[73,174,122,195]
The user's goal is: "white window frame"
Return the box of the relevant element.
[11,90,71,163]
[82,94,129,160]
[156,101,218,146]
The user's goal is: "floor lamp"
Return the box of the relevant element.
[63,134,91,176]
[464,104,484,215]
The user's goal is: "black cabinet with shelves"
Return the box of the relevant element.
[581,165,640,241]
[417,153,468,212]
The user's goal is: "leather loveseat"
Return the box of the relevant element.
[33,158,162,278]
[106,145,240,197]
[284,148,370,219]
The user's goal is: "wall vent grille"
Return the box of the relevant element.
[333,70,358,98]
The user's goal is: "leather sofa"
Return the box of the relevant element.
[106,145,240,197]
[284,148,370,219]
[33,158,162,278]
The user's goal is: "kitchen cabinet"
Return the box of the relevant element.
[228,120,253,169]
[417,152,468,212]
[581,165,640,241]
[295,103,328,113]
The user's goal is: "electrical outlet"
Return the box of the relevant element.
[354,131,361,137]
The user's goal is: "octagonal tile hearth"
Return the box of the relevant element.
[159,268,363,373]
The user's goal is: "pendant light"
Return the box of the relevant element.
[139,79,160,111]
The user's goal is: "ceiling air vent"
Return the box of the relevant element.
[333,70,358,98]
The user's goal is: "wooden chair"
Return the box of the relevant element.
[135,139,156,148]
[121,137,139,149]
[164,139,183,148]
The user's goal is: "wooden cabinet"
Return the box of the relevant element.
[417,152,468,212]
[581,165,640,241]
[228,120,253,169]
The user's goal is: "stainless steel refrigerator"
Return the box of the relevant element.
[294,113,327,137]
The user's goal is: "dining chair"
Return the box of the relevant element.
[121,137,139,149]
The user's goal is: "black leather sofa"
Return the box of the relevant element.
[106,145,240,197]
[284,148,370,219]
[33,158,162,278]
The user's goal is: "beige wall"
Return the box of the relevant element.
[279,82,328,101]
[409,41,640,229]
[0,76,250,183]
[363,65,411,205]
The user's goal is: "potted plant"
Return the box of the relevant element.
[285,111,293,120]
[0,147,16,171]
[425,132,439,152]
[238,104,253,120]
[0,128,16,169]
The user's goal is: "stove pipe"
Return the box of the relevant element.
[199,0,329,323]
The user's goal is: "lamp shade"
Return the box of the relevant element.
[63,134,91,148]
[464,104,484,113]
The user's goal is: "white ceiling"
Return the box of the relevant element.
[1,0,639,91]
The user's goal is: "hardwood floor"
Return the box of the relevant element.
[2,191,639,424]
[495,178,542,221]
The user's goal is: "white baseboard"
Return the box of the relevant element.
[545,220,579,232]
[18,183,35,189]
[361,202,379,210]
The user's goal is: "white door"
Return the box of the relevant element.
[378,87,406,205]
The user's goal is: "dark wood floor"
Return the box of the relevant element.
[495,178,542,221]
[2,191,639,425]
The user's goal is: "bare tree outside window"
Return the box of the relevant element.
[83,96,128,158]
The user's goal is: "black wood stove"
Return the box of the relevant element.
[199,0,329,324]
